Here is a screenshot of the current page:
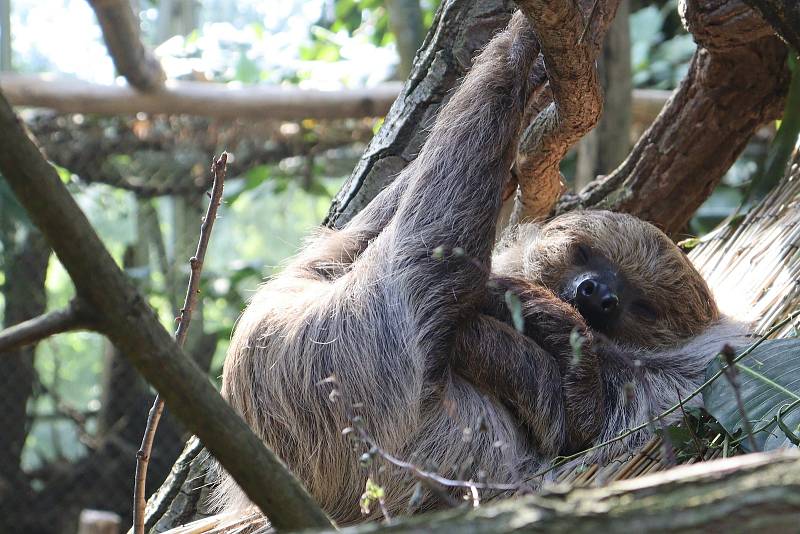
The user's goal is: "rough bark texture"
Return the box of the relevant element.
[324,0,516,227]
[560,0,789,235]
[742,0,800,52]
[306,451,800,533]
[509,0,621,222]
[144,437,217,533]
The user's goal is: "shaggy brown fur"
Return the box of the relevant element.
[215,12,746,524]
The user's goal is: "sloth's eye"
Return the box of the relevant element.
[631,300,658,320]
[573,244,591,266]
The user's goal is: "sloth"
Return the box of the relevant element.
[215,11,745,524]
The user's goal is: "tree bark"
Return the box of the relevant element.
[86,0,165,92]
[561,0,789,235]
[305,451,800,534]
[742,0,800,52]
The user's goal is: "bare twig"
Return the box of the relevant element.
[676,385,706,460]
[324,375,518,515]
[133,153,228,534]
[720,344,759,452]
[0,299,96,353]
[85,0,165,92]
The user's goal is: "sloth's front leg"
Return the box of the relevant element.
[450,314,568,457]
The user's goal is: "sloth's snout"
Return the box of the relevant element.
[574,277,620,331]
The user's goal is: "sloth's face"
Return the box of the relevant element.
[520,210,719,348]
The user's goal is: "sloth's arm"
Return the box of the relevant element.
[288,181,404,279]
[373,13,539,357]
[479,277,606,452]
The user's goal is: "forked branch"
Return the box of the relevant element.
[559,0,788,234]
[507,0,622,223]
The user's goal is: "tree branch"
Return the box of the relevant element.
[0,90,332,531]
[325,0,518,227]
[560,0,789,234]
[0,74,401,120]
[86,0,165,92]
[741,0,800,52]
[0,299,96,353]
[306,451,800,533]
[510,0,621,223]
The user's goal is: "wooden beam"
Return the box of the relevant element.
[0,73,669,123]
[0,73,404,120]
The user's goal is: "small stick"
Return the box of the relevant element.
[132,153,228,534]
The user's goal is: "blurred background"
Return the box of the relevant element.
[0,0,779,532]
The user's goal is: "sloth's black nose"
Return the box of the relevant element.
[575,278,619,329]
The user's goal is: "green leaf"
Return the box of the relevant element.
[703,338,800,452]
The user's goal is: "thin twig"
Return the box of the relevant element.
[720,344,759,452]
[132,153,228,534]
[0,299,96,353]
[325,375,515,514]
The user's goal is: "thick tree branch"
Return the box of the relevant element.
[325,0,518,227]
[741,0,800,52]
[0,74,401,120]
[510,0,621,222]
[0,299,96,353]
[86,0,166,92]
[307,451,800,533]
[0,91,332,531]
[560,0,789,234]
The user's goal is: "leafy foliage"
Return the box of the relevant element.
[630,1,695,89]
[703,338,800,452]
